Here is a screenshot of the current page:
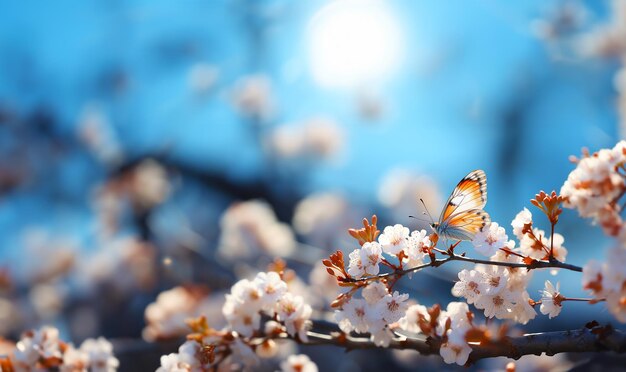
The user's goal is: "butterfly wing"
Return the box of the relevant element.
[439,209,490,241]
[436,170,489,240]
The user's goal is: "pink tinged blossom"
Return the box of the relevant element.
[371,327,395,347]
[60,346,89,372]
[280,354,318,372]
[404,229,430,268]
[582,260,605,296]
[508,291,537,325]
[11,326,63,369]
[254,271,288,310]
[439,340,472,366]
[478,265,509,296]
[380,291,410,324]
[362,282,388,305]
[276,293,312,341]
[511,208,532,239]
[399,304,429,334]
[79,337,119,372]
[540,280,563,319]
[471,222,509,257]
[475,290,517,319]
[451,269,484,304]
[156,353,191,372]
[378,224,409,255]
[347,242,382,278]
[155,341,201,372]
[229,338,260,369]
[335,298,372,334]
[437,302,472,336]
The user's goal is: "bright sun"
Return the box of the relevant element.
[308,0,404,89]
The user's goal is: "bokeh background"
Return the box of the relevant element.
[0,0,625,370]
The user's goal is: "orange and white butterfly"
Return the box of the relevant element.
[430,170,490,241]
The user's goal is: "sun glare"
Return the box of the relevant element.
[308,0,404,88]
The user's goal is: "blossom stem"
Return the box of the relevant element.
[564,297,605,302]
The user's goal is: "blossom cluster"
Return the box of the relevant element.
[560,141,626,238]
[335,281,409,346]
[266,117,344,160]
[582,246,626,322]
[143,286,224,342]
[155,271,315,371]
[217,200,296,260]
[399,301,505,365]
[346,224,430,278]
[1,326,118,372]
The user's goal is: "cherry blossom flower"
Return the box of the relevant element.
[362,282,388,305]
[379,291,410,324]
[478,265,509,296]
[143,286,205,341]
[399,304,429,334]
[371,327,395,347]
[347,242,382,277]
[582,247,626,322]
[561,141,626,237]
[453,269,486,305]
[60,345,89,372]
[475,290,517,319]
[378,224,409,255]
[439,340,472,366]
[511,208,532,240]
[335,298,372,334]
[231,75,274,121]
[471,222,509,256]
[403,229,430,268]
[540,280,563,319]
[218,200,296,260]
[507,291,537,325]
[229,338,260,369]
[276,293,312,341]
[255,339,279,359]
[280,354,318,372]
[255,271,288,310]
[11,326,62,369]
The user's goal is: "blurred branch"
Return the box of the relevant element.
[114,322,626,365]
[301,320,626,363]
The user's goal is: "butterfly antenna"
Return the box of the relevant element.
[420,198,435,224]
[409,215,431,223]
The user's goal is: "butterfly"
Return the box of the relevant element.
[430,170,490,241]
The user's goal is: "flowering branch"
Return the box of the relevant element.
[344,251,582,285]
[281,321,626,363]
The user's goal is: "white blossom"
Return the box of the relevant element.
[280,354,318,372]
[378,224,409,255]
[511,208,532,239]
[452,269,484,304]
[540,280,563,319]
[439,336,472,366]
[347,242,382,277]
[471,222,508,256]
[399,304,429,334]
[403,229,430,268]
[335,298,373,334]
[362,282,388,305]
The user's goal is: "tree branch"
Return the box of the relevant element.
[345,253,582,284]
[294,320,626,363]
[111,321,626,366]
